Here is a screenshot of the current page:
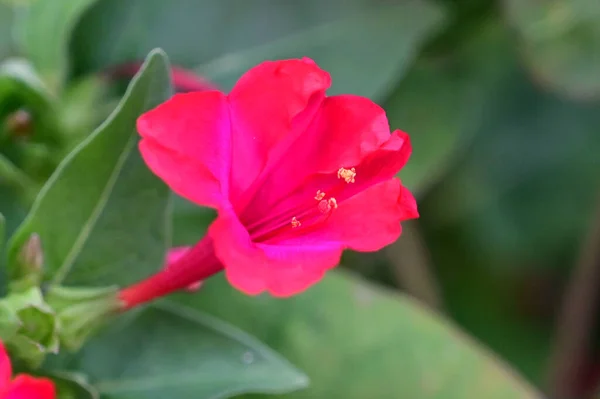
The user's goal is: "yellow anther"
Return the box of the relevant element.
[337,167,356,183]
[291,217,301,228]
[315,190,326,201]
[328,197,338,209]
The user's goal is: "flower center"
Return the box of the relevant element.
[248,166,356,242]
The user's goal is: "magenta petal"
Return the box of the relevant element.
[6,375,55,399]
[210,207,342,296]
[0,342,12,395]
[137,91,231,208]
[227,58,331,200]
[283,179,417,252]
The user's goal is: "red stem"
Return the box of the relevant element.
[118,237,223,310]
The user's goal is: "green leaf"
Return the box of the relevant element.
[196,1,445,99]
[0,213,5,256]
[49,371,99,399]
[385,19,523,195]
[385,62,475,195]
[504,0,600,99]
[0,59,55,124]
[17,0,99,92]
[0,186,26,246]
[71,0,444,99]
[0,155,37,209]
[171,195,215,247]
[0,59,60,187]
[0,3,16,61]
[51,301,308,399]
[0,58,53,99]
[172,272,542,399]
[56,76,111,153]
[7,49,172,287]
[424,22,600,271]
[404,22,600,384]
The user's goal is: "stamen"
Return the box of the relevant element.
[318,200,329,213]
[337,167,356,183]
[328,197,338,209]
[291,217,301,228]
[318,197,338,213]
[315,190,326,201]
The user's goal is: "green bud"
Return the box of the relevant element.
[0,287,59,368]
[46,286,120,351]
[10,233,44,293]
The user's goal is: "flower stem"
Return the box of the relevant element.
[118,237,222,310]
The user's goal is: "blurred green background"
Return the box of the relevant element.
[1,0,600,398]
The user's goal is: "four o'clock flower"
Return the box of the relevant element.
[119,58,419,309]
[0,340,55,399]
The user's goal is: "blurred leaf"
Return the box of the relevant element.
[415,21,600,384]
[56,76,110,153]
[171,195,215,247]
[0,213,4,256]
[0,58,54,115]
[424,22,600,271]
[0,3,16,61]
[385,18,519,194]
[170,272,541,399]
[0,58,51,96]
[17,0,98,92]
[71,0,444,99]
[0,186,25,243]
[0,59,59,175]
[196,1,444,99]
[49,371,99,399]
[0,188,24,295]
[6,49,172,287]
[384,62,477,194]
[52,301,308,399]
[504,0,600,99]
[0,154,35,204]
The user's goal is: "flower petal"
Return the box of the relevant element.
[277,179,418,252]
[210,207,342,297]
[309,94,393,172]
[398,184,419,221]
[241,130,412,232]
[0,342,12,393]
[346,130,413,196]
[228,58,331,200]
[137,91,231,208]
[6,375,55,399]
[239,97,406,225]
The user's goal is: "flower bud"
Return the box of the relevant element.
[45,286,120,351]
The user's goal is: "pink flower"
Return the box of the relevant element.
[0,341,55,399]
[119,58,418,308]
